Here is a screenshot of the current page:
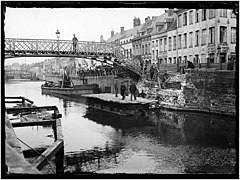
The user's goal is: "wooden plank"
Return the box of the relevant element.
[55,119,63,140]
[23,97,34,104]
[34,140,63,171]
[6,106,58,114]
[5,100,23,104]
[12,119,56,128]
[5,96,23,99]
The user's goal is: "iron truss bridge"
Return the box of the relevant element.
[5,38,142,77]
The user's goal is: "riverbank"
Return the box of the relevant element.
[137,69,236,117]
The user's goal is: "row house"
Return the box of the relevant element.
[151,9,177,66]
[166,8,236,65]
[107,17,142,55]
[132,16,155,62]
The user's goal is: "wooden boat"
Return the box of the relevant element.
[41,82,99,97]
[41,67,99,97]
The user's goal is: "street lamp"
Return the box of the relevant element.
[56,30,60,74]
[217,45,221,70]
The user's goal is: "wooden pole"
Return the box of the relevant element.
[55,147,64,174]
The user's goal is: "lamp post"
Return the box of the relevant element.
[56,30,60,74]
[217,45,221,70]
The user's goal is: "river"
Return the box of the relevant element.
[5,81,237,174]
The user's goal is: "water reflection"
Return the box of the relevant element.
[5,82,237,174]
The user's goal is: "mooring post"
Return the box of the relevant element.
[55,147,64,174]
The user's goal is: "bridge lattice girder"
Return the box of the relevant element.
[5,38,142,77]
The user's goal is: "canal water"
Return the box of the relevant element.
[5,81,237,174]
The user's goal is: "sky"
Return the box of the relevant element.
[4,7,166,65]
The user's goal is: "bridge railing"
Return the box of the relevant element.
[113,44,142,75]
[5,38,118,56]
[5,38,142,76]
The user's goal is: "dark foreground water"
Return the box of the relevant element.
[5,81,237,174]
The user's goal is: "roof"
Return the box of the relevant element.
[107,11,177,43]
[107,24,143,43]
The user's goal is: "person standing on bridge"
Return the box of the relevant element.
[72,34,78,53]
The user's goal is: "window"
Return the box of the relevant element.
[156,40,158,47]
[231,27,236,43]
[178,14,182,27]
[209,9,215,19]
[220,26,227,43]
[152,50,155,60]
[195,9,199,23]
[195,30,199,46]
[178,34,182,49]
[183,12,187,26]
[168,37,172,51]
[156,50,158,59]
[173,36,176,50]
[173,57,176,64]
[202,29,206,45]
[183,33,187,48]
[145,44,148,54]
[189,10,193,24]
[160,39,163,52]
[169,57,172,64]
[220,9,227,17]
[209,54,214,63]
[209,27,215,44]
[142,45,144,55]
[189,32,193,47]
[165,58,167,64]
[152,41,154,47]
[164,38,167,52]
[231,11,236,18]
[202,9,207,21]
[184,56,187,63]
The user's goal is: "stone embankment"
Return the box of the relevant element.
[137,69,236,116]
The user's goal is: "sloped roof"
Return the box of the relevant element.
[106,11,177,43]
[107,24,144,43]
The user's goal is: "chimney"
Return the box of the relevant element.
[120,27,124,35]
[133,17,141,27]
[111,30,114,37]
[100,35,104,42]
[145,16,150,23]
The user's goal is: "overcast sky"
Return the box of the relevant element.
[4,7,166,65]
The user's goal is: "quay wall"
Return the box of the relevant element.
[157,69,236,116]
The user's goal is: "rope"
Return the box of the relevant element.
[17,137,55,173]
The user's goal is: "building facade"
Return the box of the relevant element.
[106,8,237,70]
[166,8,237,65]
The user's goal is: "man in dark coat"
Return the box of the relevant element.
[72,34,78,53]
[120,82,126,100]
[114,81,118,97]
[129,81,137,101]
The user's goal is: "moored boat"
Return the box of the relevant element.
[41,66,100,97]
[41,83,100,97]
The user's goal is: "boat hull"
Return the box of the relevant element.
[41,84,99,97]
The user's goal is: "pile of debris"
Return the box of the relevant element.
[136,79,160,99]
